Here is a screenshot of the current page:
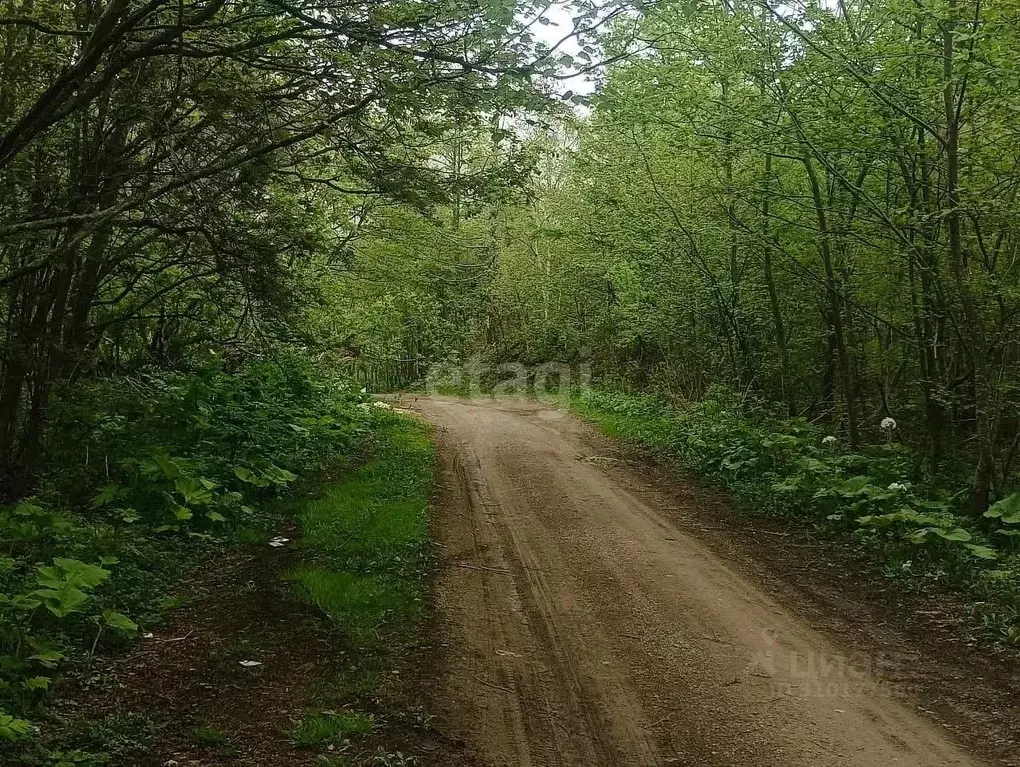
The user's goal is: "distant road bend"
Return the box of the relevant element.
[414,396,980,767]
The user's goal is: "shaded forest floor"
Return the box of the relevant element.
[49,538,452,766]
[36,416,472,767]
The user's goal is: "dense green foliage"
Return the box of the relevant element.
[0,356,381,755]
[0,0,615,492]
[314,0,1020,646]
[0,0,607,759]
[498,0,1020,514]
[6,0,1020,754]
[286,414,435,756]
[341,0,1020,516]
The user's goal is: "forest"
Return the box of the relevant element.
[343,0,1020,639]
[2,0,1020,763]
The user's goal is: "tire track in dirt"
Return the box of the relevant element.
[418,396,981,767]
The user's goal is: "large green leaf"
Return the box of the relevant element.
[984,492,1020,524]
[33,585,90,617]
[0,712,33,741]
[27,639,64,668]
[173,506,194,522]
[964,544,999,560]
[102,609,139,635]
[930,527,972,542]
[174,476,213,506]
[36,559,110,590]
[154,454,183,480]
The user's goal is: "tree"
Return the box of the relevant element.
[0,0,606,493]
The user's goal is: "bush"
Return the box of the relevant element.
[0,352,382,749]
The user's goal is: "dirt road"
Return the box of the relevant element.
[414,396,982,767]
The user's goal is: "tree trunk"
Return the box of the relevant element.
[803,151,859,447]
[761,152,794,416]
[942,0,995,512]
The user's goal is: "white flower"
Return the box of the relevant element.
[822,435,838,447]
[880,417,897,430]
[888,482,908,492]
[372,401,392,410]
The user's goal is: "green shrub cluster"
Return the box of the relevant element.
[0,353,381,751]
[574,389,1020,645]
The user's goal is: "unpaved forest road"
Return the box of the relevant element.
[412,396,983,767]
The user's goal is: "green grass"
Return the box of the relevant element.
[314,750,415,766]
[288,414,434,646]
[290,711,374,747]
[279,413,434,755]
[33,712,163,765]
[570,390,674,446]
[288,569,416,644]
[192,725,227,746]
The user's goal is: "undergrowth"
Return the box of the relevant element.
[291,711,374,748]
[0,352,384,763]
[572,388,1020,646]
[289,415,433,646]
[285,413,435,759]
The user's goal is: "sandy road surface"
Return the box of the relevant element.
[413,396,981,767]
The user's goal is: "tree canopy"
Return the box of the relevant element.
[0,0,617,492]
[341,0,1020,512]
